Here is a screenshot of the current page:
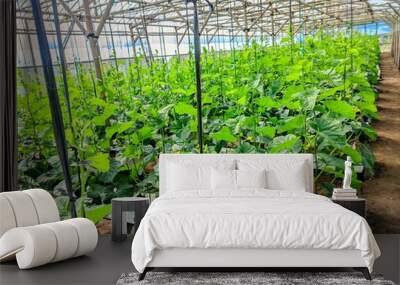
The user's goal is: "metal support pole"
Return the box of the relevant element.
[30,0,77,218]
[62,21,75,50]
[135,26,150,66]
[52,0,83,207]
[52,0,73,129]
[271,8,275,46]
[187,0,203,153]
[174,26,181,58]
[24,19,40,79]
[108,20,119,70]
[83,0,104,98]
[289,0,294,63]
[244,1,249,46]
[350,0,354,71]
[142,24,154,62]
[129,25,137,58]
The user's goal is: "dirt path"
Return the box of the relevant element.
[363,52,400,233]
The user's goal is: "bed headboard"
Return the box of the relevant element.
[159,153,314,195]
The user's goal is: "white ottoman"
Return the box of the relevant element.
[0,189,98,269]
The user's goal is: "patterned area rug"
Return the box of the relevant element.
[116,272,396,285]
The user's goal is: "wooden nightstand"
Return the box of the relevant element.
[331,198,366,218]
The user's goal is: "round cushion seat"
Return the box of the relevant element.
[0,189,98,269]
[0,218,98,269]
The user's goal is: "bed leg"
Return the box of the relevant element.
[138,268,148,281]
[354,267,371,280]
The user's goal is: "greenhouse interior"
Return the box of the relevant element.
[0,0,400,284]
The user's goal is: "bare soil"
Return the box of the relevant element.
[363,52,400,233]
[96,218,112,235]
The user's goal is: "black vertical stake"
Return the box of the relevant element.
[188,0,203,153]
[52,0,82,208]
[30,0,77,217]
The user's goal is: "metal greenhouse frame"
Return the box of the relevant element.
[15,0,400,216]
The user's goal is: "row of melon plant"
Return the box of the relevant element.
[17,31,380,220]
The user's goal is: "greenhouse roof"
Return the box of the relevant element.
[17,0,400,39]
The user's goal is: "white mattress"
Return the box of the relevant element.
[131,190,380,273]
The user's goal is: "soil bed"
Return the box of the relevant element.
[363,52,400,233]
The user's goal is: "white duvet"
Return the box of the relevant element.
[131,190,380,273]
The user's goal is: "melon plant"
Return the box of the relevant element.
[17,31,380,219]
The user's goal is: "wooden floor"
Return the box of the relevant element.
[0,235,399,285]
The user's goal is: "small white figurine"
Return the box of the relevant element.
[342,156,353,190]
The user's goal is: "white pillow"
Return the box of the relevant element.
[211,168,236,190]
[238,160,307,191]
[167,160,236,192]
[167,163,209,191]
[236,169,267,189]
[211,169,267,191]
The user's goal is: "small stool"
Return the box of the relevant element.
[111,197,149,242]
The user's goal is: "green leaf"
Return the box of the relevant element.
[360,143,375,176]
[318,85,343,101]
[358,90,376,103]
[137,126,154,140]
[158,104,174,117]
[85,204,112,224]
[88,98,108,107]
[92,105,117,126]
[239,116,257,129]
[256,96,279,109]
[317,153,344,171]
[360,124,378,140]
[235,142,256,153]
[88,153,110,172]
[298,89,318,111]
[55,196,70,219]
[256,126,276,139]
[237,95,247,105]
[286,64,302,82]
[106,121,134,139]
[283,85,304,99]
[174,102,197,116]
[341,145,362,163]
[356,101,378,119]
[211,126,236,143]
[278,115,305,133]
[311,114,347,148]
[268,134,300,153]
[325,100,357,120]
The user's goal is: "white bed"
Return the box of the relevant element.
[131,154,380,280]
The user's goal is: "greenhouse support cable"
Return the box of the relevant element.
[122,15,132,66]
[108,20,119,71]
[187,0,203,153]
[51,0,83,204]
[30,0,77,218]
[84,39,98,98]
[216,1,224,99]
[185,2,192,52]
[229,0,237,83]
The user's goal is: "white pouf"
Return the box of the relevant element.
[0,189,98,269]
